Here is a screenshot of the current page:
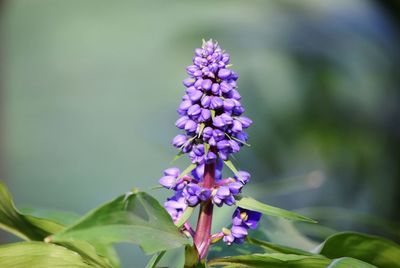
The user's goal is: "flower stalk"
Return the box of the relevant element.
[193,158,215,259]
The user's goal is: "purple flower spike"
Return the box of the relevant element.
[161,39,259,252]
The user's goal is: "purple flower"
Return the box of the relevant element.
[175,116,189,129]
[164,191,187,222]
[201,79,212,91]
[183,183,211,206]
[160,41,263,249]
[159,176,176,189]
[227,181,243,195]
[237,116,253,128]
[172,134,187,148]
[235,170,251,184]
[210,97,223,109]
[159,167,186,190]
[184,120,197,133]
[187,104,202,119]
[164,167,180,177]
[218,68,231,79]
[183,78,195,87]
[232,207,262,229]
[212,186,236,207]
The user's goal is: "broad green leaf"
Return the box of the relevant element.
[235,196,316,223]
[246,237,314,256]
[318,232,400,268]
[208,253,331,267]
[49,191,188,254]
[145,251,166,268]
[20,207,81,226]
[0,181,64,240]
[175,206,195,228]
[0,182,119,267]
[328,257,376,268]
[0,242,94,268]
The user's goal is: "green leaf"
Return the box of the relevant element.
[49,191,188,254]
[145,251,166,268]
[20,207,81,226]
[0,242,95,268]
[318,232,400,268]
[56,240,114,268]
[246,237,314,256]
[328,257,376,268]
[0,182,119,267]
[208,253,331,267]
[175,206,195,228]
[0,181,64,241]
[235,196,317,223]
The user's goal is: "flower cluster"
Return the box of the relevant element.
[160,40,261,246]
[160,160,249,215]
[172,39,252,163]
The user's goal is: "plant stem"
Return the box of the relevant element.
[193,158,216,259]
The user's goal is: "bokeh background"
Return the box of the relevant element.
[1,0,399,267]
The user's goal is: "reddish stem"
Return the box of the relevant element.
[193,157,216,259]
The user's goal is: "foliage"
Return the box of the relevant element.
[1,181,399,267]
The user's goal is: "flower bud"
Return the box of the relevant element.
[218,68,231,79]
[163,167,180,178]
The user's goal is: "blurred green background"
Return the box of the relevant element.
[1,0,399,267]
